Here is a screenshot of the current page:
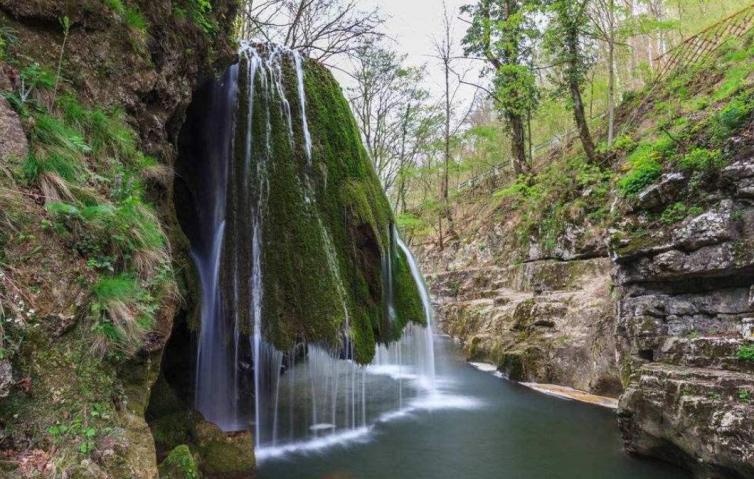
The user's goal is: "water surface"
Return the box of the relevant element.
[259,337,690,479]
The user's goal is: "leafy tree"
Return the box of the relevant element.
[544,0,598,163]
[461,0,541,175]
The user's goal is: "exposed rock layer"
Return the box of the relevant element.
[614,158,754,479]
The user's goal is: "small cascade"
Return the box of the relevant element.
[184,43,438,460]
[395,227,436,388]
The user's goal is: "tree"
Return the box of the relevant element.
[590,0,619,146]
[544,0,598,163]
[238,0,383,63]
[461,0,541,176]
[346,42,442,198]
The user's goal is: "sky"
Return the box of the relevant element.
[334,0,479,105]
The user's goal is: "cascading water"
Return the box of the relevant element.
[184,43,438,460]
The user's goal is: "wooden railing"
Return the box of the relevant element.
[654,3,754,81]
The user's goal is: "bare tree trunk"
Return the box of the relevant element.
[443,44,453,234]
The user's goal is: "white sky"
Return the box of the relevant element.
[334,0,479,105]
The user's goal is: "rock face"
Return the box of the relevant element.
[614,158,754,479]
[0,1,239,477]
[423,244,622,396]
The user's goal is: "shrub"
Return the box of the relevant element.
[710,93,754,143]
[618,144,663,196]
[677,148,724,173]
[737,345,754,362]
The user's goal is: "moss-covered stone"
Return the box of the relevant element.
[194,419,255,477]
[159,445,200,479]
[228,55,426,364]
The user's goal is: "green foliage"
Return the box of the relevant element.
[659,202,703,225]
[124,7,148,31]
[176,0,216,35]
[493,155,612,251]
[618,143,665,196]
[677,147,724,173]
[739,388,752,403]
[737,345,754,362]
[494,64,540,117]
[709,92,754,144]
[612,134,637,153]
[396,213,429,238]
[461,0,541,118]
[90,274,156,354]
[47,412,103,456]
[0,25,17,62]
[159,445,200,479]
[102,0,148,31]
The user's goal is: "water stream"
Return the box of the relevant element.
[259,336,691,479]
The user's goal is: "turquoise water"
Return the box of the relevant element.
[258,337,689,479]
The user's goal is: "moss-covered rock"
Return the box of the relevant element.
[0,0,239,476]
[222,53,427,364]
[193,419,255,478]
[159,445,200,479]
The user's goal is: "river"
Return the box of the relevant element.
[258,336,690,479]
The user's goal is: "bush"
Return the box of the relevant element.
[618,144,664,196]
[710,93,754,143]
[677,148,724,173]
[738,345,754,362]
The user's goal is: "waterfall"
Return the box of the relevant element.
[395,227,436,388]
[185,43,437,459]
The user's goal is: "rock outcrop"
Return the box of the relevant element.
[614,158,754,479]
[423,242,622,396]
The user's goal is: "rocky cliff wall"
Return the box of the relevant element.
[0,1,238,477]
[422,235,622,396]
[614,162,754,479]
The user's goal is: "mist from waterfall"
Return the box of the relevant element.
[187,43,438,460]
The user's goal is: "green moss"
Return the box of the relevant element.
[194,420,255,476]
[737,345,754,362]
[238,56,421,363]
[499,352,525,381]
[159,445,199,479]
[393,247,425,330]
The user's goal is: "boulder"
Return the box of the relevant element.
[635,172,686,211]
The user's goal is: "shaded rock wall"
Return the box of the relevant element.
[614,158,754,479]
[0,0,238,476]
